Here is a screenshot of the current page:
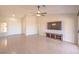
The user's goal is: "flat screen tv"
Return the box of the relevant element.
[47,21,61,30]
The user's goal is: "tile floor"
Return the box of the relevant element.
[0,35,79,54]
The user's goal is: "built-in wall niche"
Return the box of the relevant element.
[47,21,61,30]
[0,22,7,33]
[46,21,62,40]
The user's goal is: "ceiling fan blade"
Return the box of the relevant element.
[41,14,45,16]
[41,12,47,14]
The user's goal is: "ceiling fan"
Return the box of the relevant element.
[36,5,47,16]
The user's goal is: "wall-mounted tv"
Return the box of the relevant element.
[47,21,61,30]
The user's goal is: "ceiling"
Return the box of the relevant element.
[0,5,79,17]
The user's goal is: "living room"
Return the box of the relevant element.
[0,5,79,54]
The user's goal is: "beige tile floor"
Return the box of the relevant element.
[0,34,79,54]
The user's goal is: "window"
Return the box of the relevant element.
[0,22,7,33]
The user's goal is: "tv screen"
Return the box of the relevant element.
[47,21,61,30]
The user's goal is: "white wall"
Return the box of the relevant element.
[37,14,78,44]
[0,15,38,37]
[21,16,26,34]
[62,15,77,44]
[23,15,37,36]
[0,17,22,36]
[7,17,21,35]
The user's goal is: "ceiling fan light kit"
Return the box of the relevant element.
[36,14,41,16]
[36,5,47,16]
